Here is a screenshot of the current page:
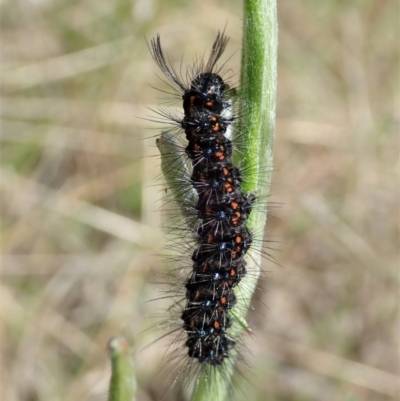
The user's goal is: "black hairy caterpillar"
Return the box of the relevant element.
[147,31,268,393]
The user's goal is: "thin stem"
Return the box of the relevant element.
[108,337,136,401]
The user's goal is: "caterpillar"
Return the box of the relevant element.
[147,31,262,394]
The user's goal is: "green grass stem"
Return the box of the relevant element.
[108,337,136,401]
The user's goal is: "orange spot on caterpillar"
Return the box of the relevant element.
[231,216,239,225]
[215,152,225,160]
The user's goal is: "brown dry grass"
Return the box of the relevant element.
[1,1,398,400]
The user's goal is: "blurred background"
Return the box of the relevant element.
[1,0,398,400]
